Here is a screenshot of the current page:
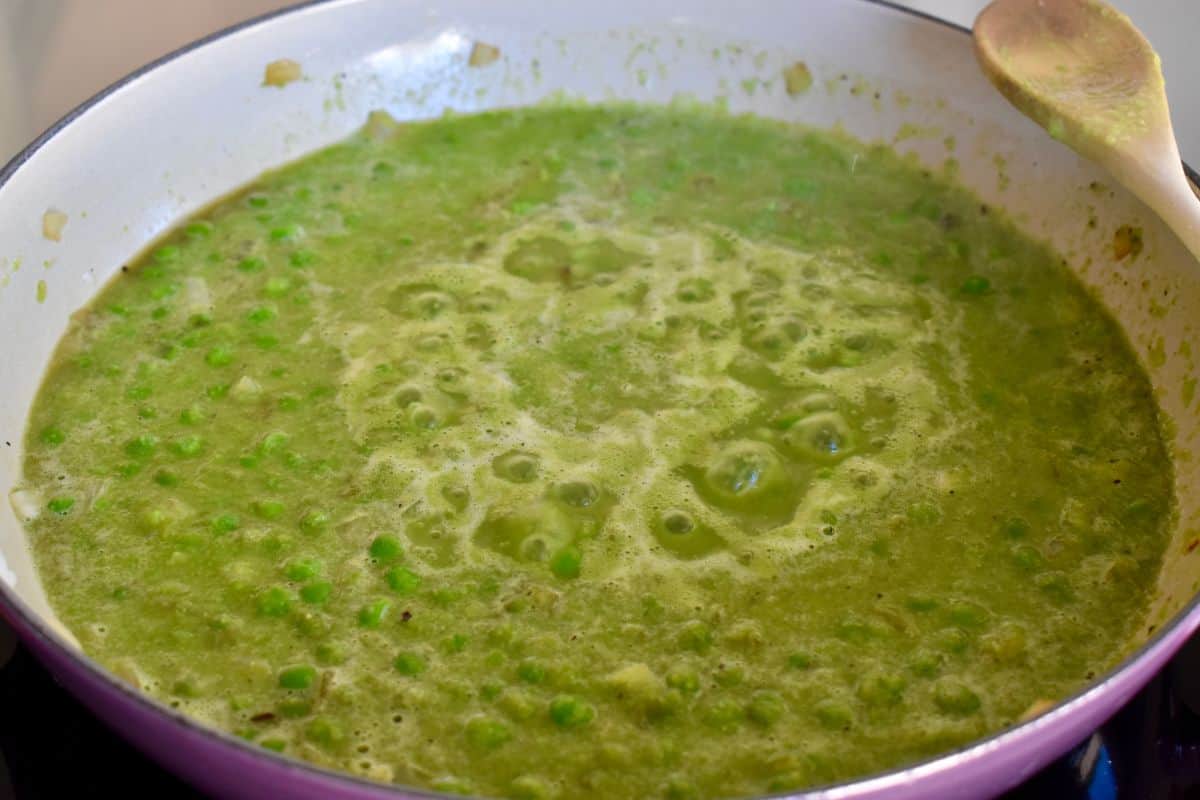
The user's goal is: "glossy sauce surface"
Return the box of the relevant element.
[17,105,1173,799]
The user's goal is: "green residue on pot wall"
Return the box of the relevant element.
[993,155,1010,191]
[1148,336,1166,368]
[1114,224,1144,260]
[782,61,812,96]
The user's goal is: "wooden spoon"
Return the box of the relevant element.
[974,0,1200,261]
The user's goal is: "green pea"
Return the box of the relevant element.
[464,715,511,750]
[1011,544,1046,572]
[947,601,990,629]
[936,627,970,654]
[1036,571,1075,604]
[278,665,317,690]
[1125,498,1156,521]
[666,666,699,694]
[1004,517,1030,538]
[509,775,553,800]
[857,672,906,706]
[300,510,329,534]
[270,224,301,241]
[264,277,292,297]
[444,634,468,654]
[254,500,285,520]
[385,566,421,594]
[285,559,321,581]
[290,613,326,646]
[305,717,344,749]
[431,777,472,795]
[746,691,785,726]
[910,650,943,678]
[205,347,233,367]
[702,698,743,732]
[548,695,595,728]
[288,249,316,268]
[211,513,240,534]
[260,432,289,453]
[237,257,265,273]
[982,623,1028,663]
[153,470,179,488]
[247,305,277,324]
[315,642,346,665]
[934,678,982,715]
[714,664,744,687]
[665,777,699,800]
[517,661,546,684]
[630,187,656,207]
[904,595,939,613]
[184,221,213,239]
[787,651,813,670]
[394,652,427,676]
[247,194,269,208]
[678,620,713,653]
[300,581,332,605]
[358,598,391,627]
[153,245,181,264]
[47,497,75,515]
[40,426,65,446]
[124,434,158,458]
[171,435,203,457]
[261,739,286,752]
[369,535,403,562]
[258,587,292,617]
[960,275,991,295]
[549,546,582,579]
[814,699,853,729]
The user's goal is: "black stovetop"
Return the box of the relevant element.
[2,615,1199,800]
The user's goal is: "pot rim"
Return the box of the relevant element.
[1,1,1197,798]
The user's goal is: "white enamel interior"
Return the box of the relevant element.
[1,0,1198,759]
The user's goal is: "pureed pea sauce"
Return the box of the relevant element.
[18,105,1172,798]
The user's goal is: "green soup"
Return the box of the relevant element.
[17,104,1172,798]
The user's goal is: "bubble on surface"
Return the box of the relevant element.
[503,236,572,284]
[493,451,540,483]
[554,480,600,509]
[781,412,854,462]
[703,441,792,505]
[473,502,576,564]
[652,508,727,560]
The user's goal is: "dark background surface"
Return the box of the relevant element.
[2,613,1199,799]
